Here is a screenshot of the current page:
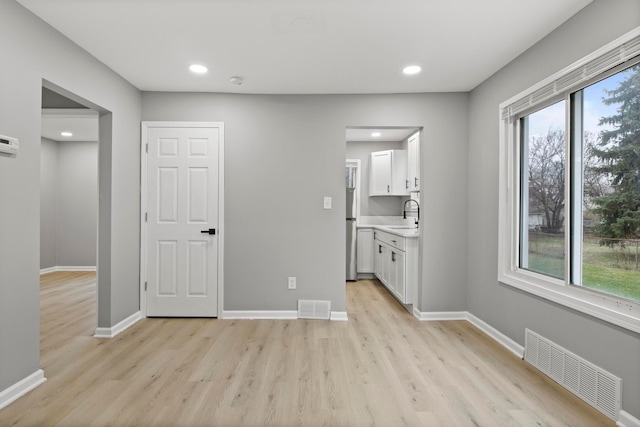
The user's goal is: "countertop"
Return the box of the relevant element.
[357,224,419,238]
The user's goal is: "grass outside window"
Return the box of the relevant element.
[527,233,640,301]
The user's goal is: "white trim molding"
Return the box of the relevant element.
[412,309,467,321]
[330,311,348,321]
[40,266,97,275]
[93,311,142,338]
[0,369,46,411]
[618,410,640,427]
[222,311,298,320]
[413,310,525,359]
[222,311,349,321]
[466,313,525,359]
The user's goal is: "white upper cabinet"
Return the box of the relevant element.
[369,149,409,196]
[407,132,420,192]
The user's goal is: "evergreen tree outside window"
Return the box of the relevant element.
[578,66,640,301]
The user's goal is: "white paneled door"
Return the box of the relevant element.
[144,124,222,317]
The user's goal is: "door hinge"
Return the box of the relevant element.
[144,281,147,291]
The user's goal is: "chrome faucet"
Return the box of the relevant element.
[403,199,420,228]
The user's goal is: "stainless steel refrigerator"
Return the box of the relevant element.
[346,188,357,281]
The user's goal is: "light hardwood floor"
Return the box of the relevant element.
[0,272,614,426]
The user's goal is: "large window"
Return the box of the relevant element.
[499,29,640,333]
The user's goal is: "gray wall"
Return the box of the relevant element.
[40,138,58,270]
[142,92,469,314]
[40,138,98,270]
[467,0,640,418]
[346,140,405,217]
[0,1,141,393]
[57,141,98,267]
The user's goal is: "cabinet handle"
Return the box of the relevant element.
[392,252,396,262]
[391,240,396,243]
[415,177,418,187]
[406,179,409,189]
[387,185,390,193]
[378,245,382,254]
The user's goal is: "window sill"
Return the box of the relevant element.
[498,268,640,335]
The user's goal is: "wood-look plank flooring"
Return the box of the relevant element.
[0,272,614,426]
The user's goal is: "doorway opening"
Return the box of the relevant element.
[40,80,113,337]
[344,126,421,310]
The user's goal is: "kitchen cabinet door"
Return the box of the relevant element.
[391,250,406,302]
[370,151,392,195]
[369,150,409,196]
[374,242,383,280]
[407,133,420,192]
[374,241,390,286]
[357,228,374,273]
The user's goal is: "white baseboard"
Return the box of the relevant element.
[412,308,467,321]
[94,311,142,338]
[40,266,97,275]
[330,311,348,321]
[412,309,524,359]
[465,313,524,359]
[222,310,349,321]
[222,310,298,320]
[618,410,640,427]
[0,369,46,411]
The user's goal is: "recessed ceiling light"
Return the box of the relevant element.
[371,132,381,137]
[189,64,208,74]
[61,131,73,137]
[229,76,244,85]
[403,65,422,75]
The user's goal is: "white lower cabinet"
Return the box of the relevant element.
[392,249,405,299]
[357,228,374,273]
[373,230,417,305]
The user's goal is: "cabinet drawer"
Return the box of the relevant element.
[374,230,405,251]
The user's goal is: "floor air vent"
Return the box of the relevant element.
[524,329,621,421]
[297,300,331,320]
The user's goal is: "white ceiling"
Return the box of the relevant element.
[346,127,418,143]
[41,109,99,142]
[18,0,592,94]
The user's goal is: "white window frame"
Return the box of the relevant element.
[498,27,640,334]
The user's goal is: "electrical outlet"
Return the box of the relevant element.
[288,276,296,290]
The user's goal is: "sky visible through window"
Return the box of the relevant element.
[526,69,631,137]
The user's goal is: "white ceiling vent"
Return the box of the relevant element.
[297,300,331,320]
[524,329,621,421]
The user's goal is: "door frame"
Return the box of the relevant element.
[139,121,225,318]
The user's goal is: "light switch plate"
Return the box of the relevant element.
[323,196,332,209]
